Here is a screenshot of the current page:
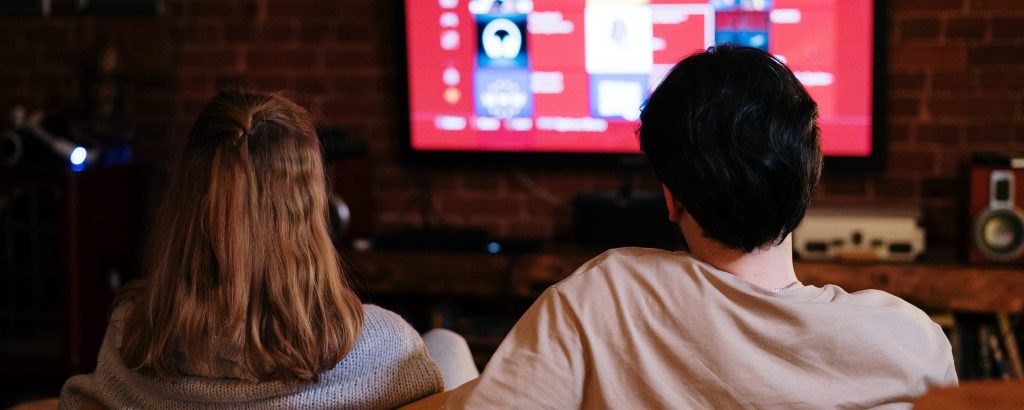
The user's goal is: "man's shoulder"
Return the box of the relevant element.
[815,286,948,347]
[822,285,933,320]
[562,246,680,278]
[552,247,702,296]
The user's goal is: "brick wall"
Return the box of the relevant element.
[1,0,1021,251]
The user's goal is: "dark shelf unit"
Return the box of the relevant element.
[0,167,147,393]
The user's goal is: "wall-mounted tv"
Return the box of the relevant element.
[400,0,885,171]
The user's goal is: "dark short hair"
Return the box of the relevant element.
[639,45,822,252]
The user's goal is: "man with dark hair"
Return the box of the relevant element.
[445,45,956,409]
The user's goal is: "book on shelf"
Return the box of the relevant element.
[979,324,993,379]
[947,313,1024,381]
[987,328,1012,380]
[996,313,1023,379]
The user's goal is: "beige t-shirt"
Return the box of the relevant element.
[446,247,957,409]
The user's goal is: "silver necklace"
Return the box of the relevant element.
[770,281,801,292]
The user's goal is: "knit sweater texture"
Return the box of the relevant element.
[58,304,444,409]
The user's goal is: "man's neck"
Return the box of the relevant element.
[679,215,798,290]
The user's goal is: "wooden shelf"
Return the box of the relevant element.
[352,252,511,297]
[353,250,1024,313]
[795,261,1024,313]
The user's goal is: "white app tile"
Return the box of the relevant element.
[585,5,653,74]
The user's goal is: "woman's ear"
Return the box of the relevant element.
[662,185,684,222]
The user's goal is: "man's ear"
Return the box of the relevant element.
[662,185,683,222]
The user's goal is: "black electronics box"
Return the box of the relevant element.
[77,0,163,16]
[573,190,682,250]
[0,0,48,16]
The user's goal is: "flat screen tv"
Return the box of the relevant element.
[400,0,886,171]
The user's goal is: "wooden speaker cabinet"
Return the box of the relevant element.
[969,164,1024,264]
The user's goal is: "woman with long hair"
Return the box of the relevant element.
[58,91,444,409]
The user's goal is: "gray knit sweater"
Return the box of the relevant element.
[58,304,444,409]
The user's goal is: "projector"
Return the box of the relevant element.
[793,206,925,262]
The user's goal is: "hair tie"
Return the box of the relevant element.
[233,128,247,146]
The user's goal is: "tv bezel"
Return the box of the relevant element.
[394,0,888,173]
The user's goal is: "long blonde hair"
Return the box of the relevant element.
[119,91,363,382]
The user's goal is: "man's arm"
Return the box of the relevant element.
[444,287,586,409]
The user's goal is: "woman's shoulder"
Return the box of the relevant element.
[337,305,431,370]
[360,304,421,344]
[321,304,444,403]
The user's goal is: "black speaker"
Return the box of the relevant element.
[573,190,682,250]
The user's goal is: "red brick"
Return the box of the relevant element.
[965,123,1017,144]
[298,21,336,43]
[889,71,927,91]
[502,218,556,238]
[890,96,923,117]
[165,0,186,17]
[968,45,1024,65]
[215,74,247,89]
[439,194,523,220]
[820,179,869,196]
[928,96,1017,118]
[429,171,464,191]
[188,0,258,18]
[321,98,391,119]
[975,69,1024,90]
[180,97,211,119]
[992,17,1024,40]
[464,174,507,192]
[247,74,292,91]
[334,75,384,96]
[931,71,975,91]
[176,73,211,93]
[888,148,937,173]
[296,77,331,94]
[265,0,353,17]
[247,48,316,70]
[918,124,962,144]
[323,47,379,68]
[254,21,297,44]
[889,123,912,143]
[892,0,965,12]
[889,45,965,68]
[225,22,256,43]
[180,47,241,68]
[180,21,224,43]
[945,17,988,40]
[971,0,1024,12]
[900,18,941,40]
[876,176,922,198]
[337,22,379,43]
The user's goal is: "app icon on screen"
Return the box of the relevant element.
[584,5,653,75]
[474,69,533,119]
[712,0,772,51]
[589,74,647,121]
[476,13,529,68]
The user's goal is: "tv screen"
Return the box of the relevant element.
[401,0,882,166]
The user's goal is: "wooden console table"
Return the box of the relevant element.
[352,250,1024,313]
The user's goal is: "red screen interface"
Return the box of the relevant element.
[405,0,874,157]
